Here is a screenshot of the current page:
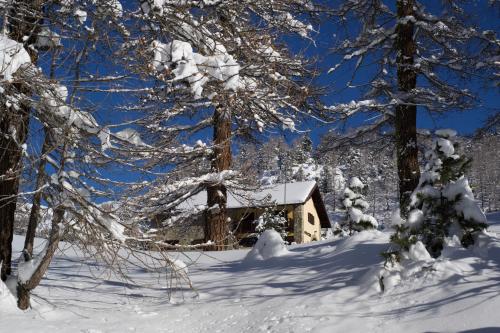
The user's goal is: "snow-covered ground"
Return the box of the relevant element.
[1,212,500,333]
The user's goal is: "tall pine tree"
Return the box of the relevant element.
[326,1,499,216]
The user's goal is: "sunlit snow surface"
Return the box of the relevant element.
[1,212,500,332]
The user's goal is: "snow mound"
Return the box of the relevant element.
[172,259,188,275]
[335,230,385,253]
[408,241,433,262]
[369,256,469,295]
[245,229,289,261]
[0,276,18,312]
[370,234,498,294]
[473,229,500,261]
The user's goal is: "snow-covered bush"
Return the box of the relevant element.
[254,206,288,240]
[386,129,488,261]
[244,229,289,261]
[335,177,378,235]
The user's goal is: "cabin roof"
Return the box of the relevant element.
[177,181,331,228]
[178,181,315,209]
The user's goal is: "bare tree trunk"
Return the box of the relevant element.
[395,0,420,217]
[0,108,30,281]
[17,205,63,310]
[205,105,231,251]
[23,133,52,256]
[0,0,43,281]
[18,142,67,310]
[332,188,336,211]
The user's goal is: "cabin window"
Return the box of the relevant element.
[308,213,315,225]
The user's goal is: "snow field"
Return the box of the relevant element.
[0,212,499,332]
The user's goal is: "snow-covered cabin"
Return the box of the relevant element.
[154,181,331,246]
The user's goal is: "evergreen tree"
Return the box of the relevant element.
[277,149,294,184]
[293,166,306,182]
[336,177,378,235]
[320,166,334,194]
[387,129,488,260]
[255,206,288,241]
[129,0,320,250]
[326,1,499,216]
[295,134,313,164]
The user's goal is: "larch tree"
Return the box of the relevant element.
[124,0,323,250]
[0,0,124,307]
[1,0,191,309]
[325,0,499,216]
[0,0,45,281]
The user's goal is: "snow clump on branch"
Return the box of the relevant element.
[151,39,241,99]
[0,35,31,83]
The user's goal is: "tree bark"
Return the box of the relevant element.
[395,0,420,216]
[205,105,231,251]
[17,205,63,310]
[23,133,51,256]
[0,0,43,281]
[18,142,67,310]
[0,107,29,281]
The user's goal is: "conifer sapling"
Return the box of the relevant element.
[386,129,488,261]
[336,177,378,235]
[255,206,288,241]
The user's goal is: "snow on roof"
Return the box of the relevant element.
[177,181,318,211]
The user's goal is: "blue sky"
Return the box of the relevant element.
[24,1,499,184]
[17,0,498,206]
[81,2,499,148]
[290,1,499,146]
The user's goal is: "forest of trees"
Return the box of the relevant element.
[234,132,499,222]
[0,0,498,309]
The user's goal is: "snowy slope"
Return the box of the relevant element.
[1,212,499,332]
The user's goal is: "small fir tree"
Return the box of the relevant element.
[320,166,334,194]
[386,129,488,261]
[336,177,378,235]
[255,206,288,241]
[295,135,313,164]
[277,150,294,184]
[293,167,306,182]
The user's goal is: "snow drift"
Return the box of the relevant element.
[244,229,289,261]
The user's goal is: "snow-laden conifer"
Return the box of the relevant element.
[324,0,499,214]
[255,206,288,241]
[126,0,321,249]
[336,177,378,235]
[386,129,488,261]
